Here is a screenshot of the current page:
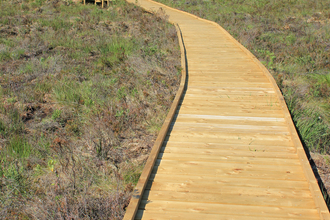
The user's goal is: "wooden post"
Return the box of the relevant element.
[102,0,104,8]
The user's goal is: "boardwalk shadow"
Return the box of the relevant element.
[142,23,190,204]
[295,126,330,210]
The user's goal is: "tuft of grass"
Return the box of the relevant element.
[7,136,31,158]
[51,109,62,121]
[312,73,330,87]
[123,164,144,185]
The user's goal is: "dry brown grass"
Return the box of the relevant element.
[0,0,180,219]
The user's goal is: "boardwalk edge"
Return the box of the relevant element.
[123,22,187,220]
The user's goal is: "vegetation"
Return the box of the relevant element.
[1,0,329,217]
[156,0,330,153]
[0,0,180,218]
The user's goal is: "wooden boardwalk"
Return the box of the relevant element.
[123,0,330,219]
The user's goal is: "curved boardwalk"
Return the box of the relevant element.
[124,0,330,219]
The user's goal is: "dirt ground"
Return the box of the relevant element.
[311,153,330,203]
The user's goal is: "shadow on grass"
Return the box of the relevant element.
[295,124,330,210]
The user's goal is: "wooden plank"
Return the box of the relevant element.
[162,141,296,152]
[165,135,295,148]
[145,180,312,198]
[182,96,280,103]
[187,81,273,87]
[154,159,303,173]
[152,161,306,180]
[160,146,298,159]
[188,65,263,69]
[176,113,285,122]
[184,90,276,97]
[168,127,289,136]
[176,107,284,117]
[187,71,265,75]
[149,173,309,189]
[185,86,276,92]
[172,117,287,127]
[166,131,292,142]
[186,77,270,83]
[136,210,318,220]
[137,200,320,219]
[170,122,288,133]
[179,101,282,110]
[157,153,300,166]
[141,190,315,208]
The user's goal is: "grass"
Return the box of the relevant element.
[156,0,330,154]
[0,0,180,218]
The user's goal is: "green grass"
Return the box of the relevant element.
[6,136,32,158]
